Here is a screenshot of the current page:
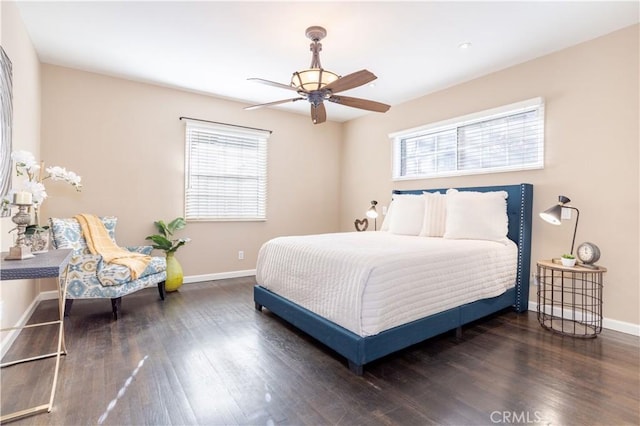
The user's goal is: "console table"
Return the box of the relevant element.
[1,249,72,423]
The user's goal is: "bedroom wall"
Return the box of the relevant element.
[39,65,343,284]
[0,1,42,341]
[340,25,639,328]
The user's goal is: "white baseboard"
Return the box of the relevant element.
[39,290,59,300]
[528,301,639,336]
[183,269,256,284]
[22,270,255,302]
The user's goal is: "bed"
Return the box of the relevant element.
[254,183,533,375]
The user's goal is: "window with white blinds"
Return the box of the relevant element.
[184,120,269,221]
[390,98,544,180]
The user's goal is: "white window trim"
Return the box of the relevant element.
[389,97,544,181]
[183,118,269,222]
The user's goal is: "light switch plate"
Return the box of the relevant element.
[561,207,572,220]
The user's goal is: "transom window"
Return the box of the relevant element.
[390,98,544,180]
[184,119,269,221]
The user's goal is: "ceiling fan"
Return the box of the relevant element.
[245,26,391,124]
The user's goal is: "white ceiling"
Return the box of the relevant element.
[15,1,640,123]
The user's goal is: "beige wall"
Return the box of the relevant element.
[0,1,42,332]
[340,25,639,326]
[40,65,343,277]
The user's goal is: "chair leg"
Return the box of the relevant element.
[64,299,74,317]
[111,297,122,320]
[158,281,166,301]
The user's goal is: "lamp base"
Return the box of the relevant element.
[5,245,35,260]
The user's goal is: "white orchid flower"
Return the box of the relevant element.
[45,166,68,180]
[8,151,82,221]
[11,150,37,170]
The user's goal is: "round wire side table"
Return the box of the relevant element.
[536,260,605,338]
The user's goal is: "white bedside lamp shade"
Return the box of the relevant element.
[366,200,378,219]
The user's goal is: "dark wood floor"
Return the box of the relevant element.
[2,277,639,425]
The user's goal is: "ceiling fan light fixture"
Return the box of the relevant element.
[246,25,390,123]
[291,68,339,92]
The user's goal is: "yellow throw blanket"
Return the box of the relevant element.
[75,214,151,280]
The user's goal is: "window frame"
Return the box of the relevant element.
[390,97,545,181]
[183,119,269,222]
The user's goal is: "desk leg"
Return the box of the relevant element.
[0,404,50,423]
[48,266,69,411]
[56,272,68,355]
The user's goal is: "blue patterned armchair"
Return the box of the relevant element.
[50,216,167,319]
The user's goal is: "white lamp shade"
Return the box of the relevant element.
[539,204,562,225]
[366,208,379,219]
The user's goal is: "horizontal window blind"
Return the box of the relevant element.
[391,98,544,180]
[184,120,269,221]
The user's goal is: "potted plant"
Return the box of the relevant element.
[561,253,576,267]
[146,217,190,292]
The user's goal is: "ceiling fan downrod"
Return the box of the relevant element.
[305,26,327,69]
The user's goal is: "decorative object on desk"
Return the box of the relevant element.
[1,150,82,223]
[539,195,580,255]
[560,253,576,267]
[5,201,34,260]
[146,217,190,292]
[25,224,50,253]
[354,218,368,232]
[0,47,12,215]
[577,242,601,268]
[366,200,379,231]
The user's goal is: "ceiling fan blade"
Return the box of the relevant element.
[244,97,304,110]
[323,70,377,94]
[311,103,326,125]
[247,78,298,92]
[328,95,390,113]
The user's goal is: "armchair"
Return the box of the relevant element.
[50,216,166,319]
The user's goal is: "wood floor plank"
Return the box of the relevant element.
[2,277,638,425]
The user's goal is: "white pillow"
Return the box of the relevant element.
[419,191,447,237]
[388,194,425,236]
[443,189,509,241]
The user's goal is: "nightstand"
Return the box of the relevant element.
[536,260,606,338]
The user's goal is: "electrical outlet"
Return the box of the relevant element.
[561,207,572,220]
[382,206,388,216]
[238,250,244,260]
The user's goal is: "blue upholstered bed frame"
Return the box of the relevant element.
[254,183,534,375]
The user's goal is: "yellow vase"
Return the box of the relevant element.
[165,252,184,292]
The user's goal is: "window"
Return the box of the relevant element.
[184,119,269,221]
[390,98,544,180]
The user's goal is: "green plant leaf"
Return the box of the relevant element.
[167,217,186,235]
[153,220,169,237]
[148,218,189,254]
[145,234,173,251]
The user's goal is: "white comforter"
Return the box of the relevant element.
[256,232,517,337]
